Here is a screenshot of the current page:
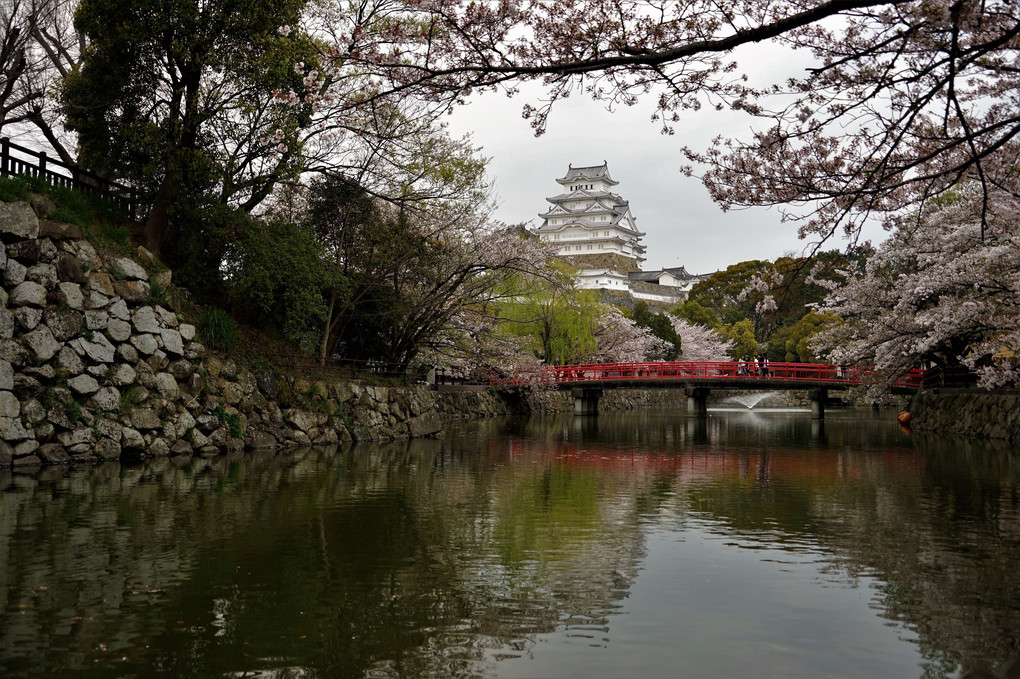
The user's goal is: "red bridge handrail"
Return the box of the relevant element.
[489,361,926,389]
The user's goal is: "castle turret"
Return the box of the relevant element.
[534,162,646,273]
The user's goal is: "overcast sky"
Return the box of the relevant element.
[444,50,888,275]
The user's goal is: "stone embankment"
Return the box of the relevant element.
[1,198,583,469]
[909,390,1020,441]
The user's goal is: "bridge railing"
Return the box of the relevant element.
[489,361,927,388]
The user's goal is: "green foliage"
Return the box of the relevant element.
[500,285,603,365]
[333,401,353,430]
[0,175,29,201]
[687,260,770,327]
[149,279,169,307]
[304,176,414,363]
[62,0,317,273]
[718,319,759,359]
[224,216,345,346]
[250,355,277,374]
[163,200,242,299]
[200,308,240,352]
[671,300,719,328]
[65,398,83,425]
[213,404,244,439]
[119,387,143,414]
[47,184,99,227]
[0,174,127,229]
[686,251,864,353]
[100,223,130,245]
[784,311,843,363]
[630,301,682,360]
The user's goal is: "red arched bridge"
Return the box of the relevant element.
[487,361,926,418]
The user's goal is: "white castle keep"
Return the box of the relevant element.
[533,162,707,302]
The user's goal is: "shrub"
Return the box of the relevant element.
[200,308,240,352]
[223,216,345,345]
[48,185,97,227]
[0,175,30,201]
[120,388,143,414]
[213,404,244,439]
[66,398,82,424]
[100,223,130,245]
[150,279,169,307]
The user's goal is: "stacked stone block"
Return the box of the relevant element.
[0,198,490,468]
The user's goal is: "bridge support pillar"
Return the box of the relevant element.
[572,388,602,415]
[685,387,709,418]
[809,389,827,420]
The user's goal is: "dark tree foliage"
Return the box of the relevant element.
[61,0,314,271]
[687,250,861,359]
[306,175,425,365]
[687,260,772,330]
[630,301,683,361]
[224,215,345,347]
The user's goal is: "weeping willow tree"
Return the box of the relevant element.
[499,285,605,366]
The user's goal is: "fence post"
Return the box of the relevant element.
[1,137,9,176]
[38,152,47,179]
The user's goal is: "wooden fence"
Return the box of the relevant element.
[0,137,138,219]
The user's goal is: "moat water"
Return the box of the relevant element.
[2,407,1019,678]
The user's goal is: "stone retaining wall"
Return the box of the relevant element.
[908,390,1020,441]
[2,197,688,469]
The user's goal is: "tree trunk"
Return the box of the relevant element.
[144,67,201,255]
[142,167,181,253]
[319,292,338,363]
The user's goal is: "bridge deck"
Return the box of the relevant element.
[490,361,924,393]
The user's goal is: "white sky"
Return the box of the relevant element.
[444,46,888,274]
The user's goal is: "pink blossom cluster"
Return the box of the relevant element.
[669,317,733,362]
[815,186,1019,388]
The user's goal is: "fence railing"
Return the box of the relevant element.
[248,354,490,388]
[258,354,416,380]
[919,366,979,389]
[0,137,138,219]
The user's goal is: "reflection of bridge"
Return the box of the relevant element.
[489,361,925,418]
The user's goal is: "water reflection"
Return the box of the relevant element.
[1,410,1018,678]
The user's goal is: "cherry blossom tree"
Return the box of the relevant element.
[669,317,734,362]
[297,0,1020,250]
[592,306,663,363]
[306,188,558,371]
[421,307,550,384]
[813,185,1019,388]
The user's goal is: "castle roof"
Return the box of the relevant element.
[534,213,644,237]
[557,162,618,186]
[544,190,622,204]
[628,267,708,282]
